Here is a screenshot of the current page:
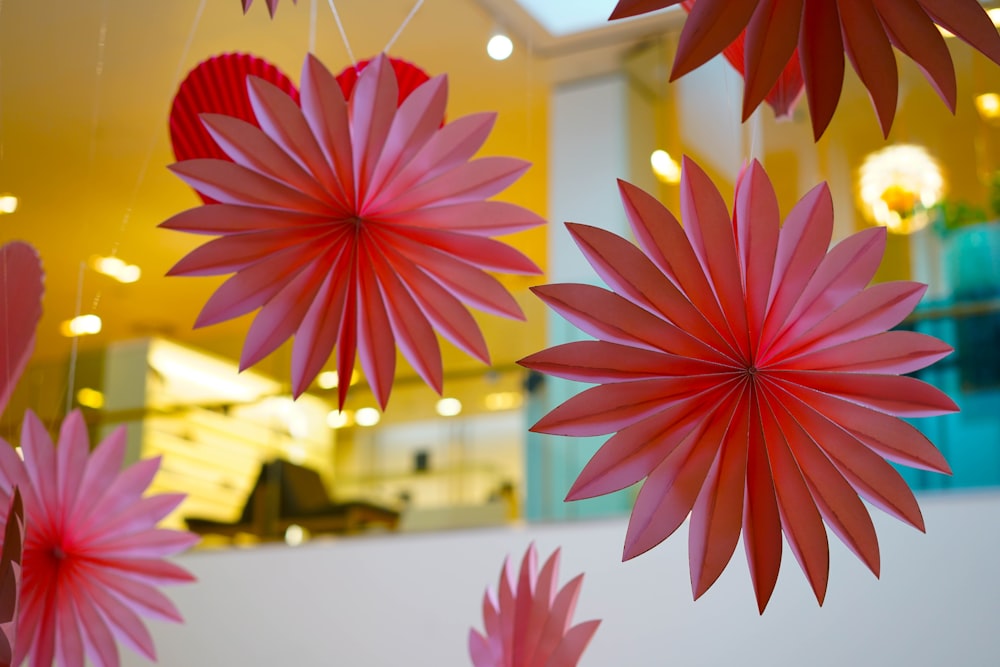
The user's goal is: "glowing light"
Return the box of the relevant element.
[435,397,462,417]
[976,93,1000,120]
[354,407,381,427]
[90,255,141,284]
[284,524,307,546]
[76,387,105,409]
[650,150,681,184]
[487,33,514,61]
[317,371,339,389]
[286,445,307,464]
[858,144,944,235]
[326,410,353,429]
[485,391,522,411]
[60,314,102,337]
[0,195,18,214]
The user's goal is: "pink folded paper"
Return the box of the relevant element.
[0,242,43,416]
[0,410,198,667]
[164,53,544,408]
[0,490,23,667]
[610,0,1000,139]
[520,158,957,611]
[241,0,295,17]
[469,544,600,667]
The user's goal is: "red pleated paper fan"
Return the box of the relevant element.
[520,157,958,612]
[469,544,600,667]
[163,54,544,409]
[611,0,1000,139]
[335,57,432,107]
[169,53,299,203]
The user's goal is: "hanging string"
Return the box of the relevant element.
[92,0,206,314]
[383,0,424,53]
[88,0,110,168]
[326,0,357,69]
[65,262,85,415]
[309,0,318,54]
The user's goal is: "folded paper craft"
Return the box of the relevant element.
[610,0,1000,139]
[0,242,43,417]
[335,57,432,108]
[520,158,957,612]
[469,544,600,667]
[0,410,198,667]
[241,0,294,17]
[0,490,23,667]
[164,53,543,408]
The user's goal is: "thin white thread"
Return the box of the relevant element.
[383,0,424,53]
[92,0,206,312]
[309,0,318,53]
[66,262,85,415]
[88,1,110,168]
[326,0,357,69]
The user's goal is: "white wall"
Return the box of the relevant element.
[126,491,1000,667]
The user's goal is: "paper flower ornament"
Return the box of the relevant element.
[469,544,600,667]
[0,242,44,416]
[335,57,431,107]
[241,0,294,17]
[164,53,543,407]
[520,158,957,611]
[170,53,299,203]
[610,0,1000,139]
[0,490,23,666]
[0,410,198,667]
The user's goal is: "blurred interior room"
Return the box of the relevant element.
[1,1,999,665]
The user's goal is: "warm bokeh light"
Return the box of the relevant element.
[484,391,523,411]
[90,254,141,283]
[650,149,681,184]
[60,314,102,337]
[858,144,944,234]
[487,33,513,61]
[284,524,307,546]
[317,371,339,389]
[0,194,18,214]
[435,397,463,417]
[976,93,1000,120]
[354,407,381,427]
[76,387,105,409]
[326,410,353,429]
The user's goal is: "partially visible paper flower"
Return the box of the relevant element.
[610,0,1000,139]
[0,490,23,667]
[469,544,600,667]
[520,158,957,611]
[335,57,431,107]
[241,0,295,17]
[0,410,198,667]
[0,242,44,416]
[164,53,543,407]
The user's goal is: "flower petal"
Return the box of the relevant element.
[775,371,959,417]
[742,398,782,614]
[778,330,953,375]
[917,0,1000,65]
[873,0,956,111]
[671,0,758,80]
[839,0,899,136]
[519,340,727,384]
[799,0,844,139]
[741,0,803,120]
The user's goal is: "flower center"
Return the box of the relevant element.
[51,546,66,560]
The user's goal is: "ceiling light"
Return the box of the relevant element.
[485,391,522,411]
[0,194,18,214]
[60,314,102,337]
[976,93,1000,120]
[435,397,462,417]
[284,524,307,546]
[90,255,141,284]
[487,32,514,61]
[76,387,105,409]
[858,144,944,235]
[317,371,339,389]
[355,407,381,427]
[326,410,353,429]
[650,150,681,184]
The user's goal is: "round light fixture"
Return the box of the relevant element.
[355,407,381,427]
[487,33,513,61]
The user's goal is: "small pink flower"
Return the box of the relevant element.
[0,410,197,667]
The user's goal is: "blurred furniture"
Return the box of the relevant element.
[186,459,400,540]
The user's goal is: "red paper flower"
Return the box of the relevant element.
[335,57,431,107]
[520,158,957,611]
[0,242,44,416]
[0,410,198,667]
[0,490,23,666]
[469,544,600,667]
[163,54,543,407]
[610,0,1000,139]
[241,0,294,17]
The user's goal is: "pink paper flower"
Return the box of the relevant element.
[164,54,543,407]
[0,242,44,416]
[520,158,957,612]
[469,544,600,667]
[0,410,198,667]
[610,0,1000,139]
[241,0,294,17]
[0,490,23,666]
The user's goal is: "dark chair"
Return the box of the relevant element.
[186,459,399,540]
